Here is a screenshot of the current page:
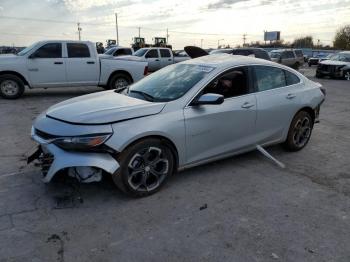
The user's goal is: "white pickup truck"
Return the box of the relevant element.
[0,40,148,99]
[133,47,190,72]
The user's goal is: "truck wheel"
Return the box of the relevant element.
[0,74,25,99]
[108,73,132,92]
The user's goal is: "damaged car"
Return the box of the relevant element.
[28,52,325,197]
[316,51,350,80]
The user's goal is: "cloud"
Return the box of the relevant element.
[207,0,250,9]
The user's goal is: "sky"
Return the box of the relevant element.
[0,0,349,49]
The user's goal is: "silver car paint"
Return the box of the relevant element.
[31,55,325,182]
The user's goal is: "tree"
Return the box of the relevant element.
[333,25,350,50]
[292,36,314,48]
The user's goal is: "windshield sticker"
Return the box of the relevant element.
[195,66,215,73]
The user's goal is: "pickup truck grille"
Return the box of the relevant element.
[318,64,336,73]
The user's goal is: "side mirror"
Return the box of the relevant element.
[192,93,224,106]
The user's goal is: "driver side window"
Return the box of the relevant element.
[32,43,62,58]
[202,67,250,99]
[145,49,159,58]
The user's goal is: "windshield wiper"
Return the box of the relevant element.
[129,90,156,102]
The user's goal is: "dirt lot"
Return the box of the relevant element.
[1,67,350,262]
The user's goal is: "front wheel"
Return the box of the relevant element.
[108,73,132,92]
[344,70,350,81]
[284,111,313,151]
[112,138,175,197]
[0,74,25,99]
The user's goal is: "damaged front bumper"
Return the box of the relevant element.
[28,127,120,183]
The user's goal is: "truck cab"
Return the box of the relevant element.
[133,47,173,72]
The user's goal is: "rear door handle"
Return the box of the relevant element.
[241,102,255,109]
[54,61,63,65]
[286,93,296,99]
[87,61,95,64]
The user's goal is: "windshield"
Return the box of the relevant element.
[104,48,116,55]
[330,53,350,62]
[17,42,39,56]
[134,48,148,57]
[270,52,281,58]
[128,64,214,102]
[210,49,232,54]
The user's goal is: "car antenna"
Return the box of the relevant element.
[256,145,285,169]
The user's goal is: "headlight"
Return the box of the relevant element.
[53,134,112,150]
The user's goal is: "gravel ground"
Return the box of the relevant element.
[0,66,350,262]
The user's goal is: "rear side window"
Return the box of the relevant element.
[254,66,286,91]
[282,51,295,59]
[67,43,90,58]
[285,70,300,85]
[33,43,62,58]
[294,50,303,57]
[145,49,159,58]
[160,49,171,58]
[255,50,270,60]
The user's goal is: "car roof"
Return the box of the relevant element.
[183,54,275,68]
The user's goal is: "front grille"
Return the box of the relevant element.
[318,64,336,73]
[35,129,60,140]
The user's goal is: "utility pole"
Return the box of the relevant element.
[242,33,247,46]
[201,39,203,48]
[77,22,82,40]
[166,28,169,44]
[138,27,141,38]
[115,13,119,45]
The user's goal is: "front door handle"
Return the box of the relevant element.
[168,59,172,61]
[241,102,255,109]
[155,59,160,61]
[87,61,95,64]
[54,61,63,65]
[286,93,296,99]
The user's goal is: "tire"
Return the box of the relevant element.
[293,62,300,70]
[112,138,175,197]
[344,70,350,81]
[315,71,323,78]
[308,63,311,67]
[108,73,132,92]
[0,74,25,99]
[284,111,313,151]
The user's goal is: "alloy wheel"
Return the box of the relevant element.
[127,147,169,192]
[114,78,129,92]
[345,71,350,81]
[292,117,311,148]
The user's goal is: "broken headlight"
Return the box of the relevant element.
[53,134,112,151]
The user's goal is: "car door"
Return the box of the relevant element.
[145,49,160,71]
[184,66,257,164]
[159,49,173,67]
[26,42,67,87]
[65,42,99,85]
[253,65,302,144]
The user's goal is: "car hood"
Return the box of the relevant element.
[319,60,349,66]
[46,91,166,125]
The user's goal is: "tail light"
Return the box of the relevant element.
[144,66,148,76]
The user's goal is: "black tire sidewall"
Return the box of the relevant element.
[112,139,175,197]
[284,111,313,151]
[0,74,25,99]
[108,73,131,91]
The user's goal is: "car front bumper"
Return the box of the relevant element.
[29,127,120,183]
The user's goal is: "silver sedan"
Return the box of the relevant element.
[29,54,325,197]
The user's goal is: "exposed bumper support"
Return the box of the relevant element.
[30,131,120,183]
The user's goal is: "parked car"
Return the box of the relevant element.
[133,47,190,72]
[209,48,271,61]
[0,40,148,99]
[308,53,335,67]
[316,51,350,80]
[28,53,325,197]
[101,46,134,57]
[270,49,304,69]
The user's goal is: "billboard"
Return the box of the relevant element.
[264,31,281,41]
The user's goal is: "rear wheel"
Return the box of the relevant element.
[112,138,175,197]
[0,74,25,99]
[108,73,132,92]
[284,111,313,151]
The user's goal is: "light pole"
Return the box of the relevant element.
[115,13,119,45]
[218,39,224,48]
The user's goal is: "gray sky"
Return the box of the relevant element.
[0,0,349,49]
